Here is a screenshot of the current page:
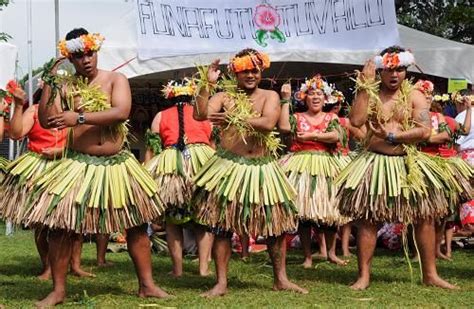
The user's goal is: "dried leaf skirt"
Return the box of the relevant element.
[280,151,351,226]
[145,144,215,224]
[0,152,58,221]
[336,151,453,224]
[192,148,298,237]
[23,150,164,234]
[445,156,474,203]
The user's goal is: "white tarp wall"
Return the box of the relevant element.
[0,42,17,88]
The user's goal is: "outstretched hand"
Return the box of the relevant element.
[207,59,221,84]
[12,87,27,107]
[281,83,292,100]
[360,59,376,82]
[47,111,78,129]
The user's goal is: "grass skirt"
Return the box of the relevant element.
[192,148,297,237]
[22,150,164,234]
[145,144,215,224]
[280,151,351,226]
[445,156,474,202]
[336,151,451,224]
[0,152,57,221]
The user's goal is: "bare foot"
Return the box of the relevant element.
[35,291,65,308]
[328,253,349,266]
[273,280,308,294]
[199,269,213,277]
[350,277,370,290]
[302,258,312,269]
[138,285,173,299]
[37,269,51,281]
[311,252,328,260]
[201,283,228,298]
[436,251,452,261]
[71,268,96,278]
[97,261,114,268]
[446,252,452,259]
[423,275,459,290]
[342,252,353,258]
[168,271,182,278]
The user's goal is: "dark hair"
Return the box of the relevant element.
[235,48,259,58]
[459,89,472,96]
[65,28,88,40]
[379,45,406,56]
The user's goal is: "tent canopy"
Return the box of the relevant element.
[0,42,17,87]
[99,8,474,83]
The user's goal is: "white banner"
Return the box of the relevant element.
[136,0,400,60]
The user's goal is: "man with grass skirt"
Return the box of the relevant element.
[336,46,457,290]
[192,49,308,296]
[23,28,170,307]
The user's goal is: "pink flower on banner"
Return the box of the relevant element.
[254,4,280,32]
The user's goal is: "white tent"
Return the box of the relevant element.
[0,42,18,87]
[99,8,474,83]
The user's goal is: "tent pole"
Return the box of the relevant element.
[55,0,59,57]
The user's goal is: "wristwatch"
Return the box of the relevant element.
[386,132,396,145]
[77,112,86,125]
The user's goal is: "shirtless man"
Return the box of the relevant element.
[192,49,307,296]
[32,28,169,307]
[337,46,456,290]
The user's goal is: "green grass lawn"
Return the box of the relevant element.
[1,225,473,308]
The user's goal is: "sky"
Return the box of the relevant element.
[0,0,133,78]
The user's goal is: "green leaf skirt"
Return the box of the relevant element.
[280,151,351,226]
[145,143,215,225]
[22,150,164,234]
[192,148,297,237]
[0,152,56,222]
[335,151,465,224]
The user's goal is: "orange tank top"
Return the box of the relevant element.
[28,105,67,153]
[159,105,211,147]
[290,112,335,152]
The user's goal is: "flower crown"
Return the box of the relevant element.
[228,51,270,73]
[327,90,345,105]
[0,80,20,105]
[58,33,105,57]
[294,75,334,102]
[433,94,450,103]
[415,80,434,96]
[374,50,415,69]
[162,79,196,100]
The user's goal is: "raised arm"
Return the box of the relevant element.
[278,83,292,133]
[457,96,471,135]
[427,113,450,144]
[194,59,221,121]
[350,60,376,127]
[38,58,66,129]
[9,86,35,140]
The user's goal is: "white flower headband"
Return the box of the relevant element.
[374,51,415,69]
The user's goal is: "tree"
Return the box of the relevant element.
[396,0,473,44]
[0,0,12,42]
